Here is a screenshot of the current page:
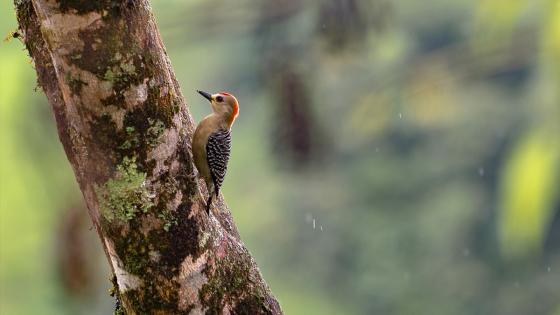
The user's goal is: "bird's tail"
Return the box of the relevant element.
[206,184,219,214]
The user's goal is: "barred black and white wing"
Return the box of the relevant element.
[206,129,231,195]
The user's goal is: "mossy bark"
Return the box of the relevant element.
[14,1,282,314]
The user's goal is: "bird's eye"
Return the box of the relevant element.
[216,96,224,102]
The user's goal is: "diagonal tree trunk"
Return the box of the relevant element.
[14,1,282,314]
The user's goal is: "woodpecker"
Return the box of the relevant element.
[192,90,239,214]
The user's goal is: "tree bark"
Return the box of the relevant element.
[14,1,282,314]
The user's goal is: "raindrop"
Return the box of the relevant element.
[478,167,485,177]
[313,219,316,230]
[398,113,402,119]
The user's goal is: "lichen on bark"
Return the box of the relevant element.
[95,156,153,222]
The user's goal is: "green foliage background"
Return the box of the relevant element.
[1,1,559,314]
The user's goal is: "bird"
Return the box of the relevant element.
[192,90,239,214]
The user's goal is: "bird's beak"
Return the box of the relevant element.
[197,90,213,102]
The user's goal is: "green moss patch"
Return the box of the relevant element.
[124,281,179,314]
[158,209,177,232]
[96,156,153,222]
[146,118,165,148]
[199,251,272,315]
[118,126,140,150]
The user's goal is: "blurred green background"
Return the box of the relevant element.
[1,0,560,314]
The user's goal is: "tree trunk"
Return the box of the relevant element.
[14,1,283,314]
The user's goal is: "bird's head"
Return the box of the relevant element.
[197,90,239,127]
